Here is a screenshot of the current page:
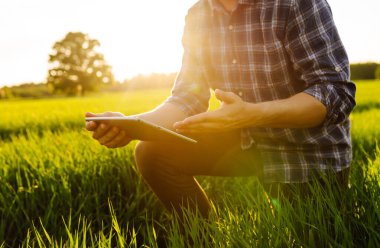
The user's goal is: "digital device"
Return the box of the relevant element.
[85,116,197,143]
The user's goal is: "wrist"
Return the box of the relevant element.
[243,101,264,128]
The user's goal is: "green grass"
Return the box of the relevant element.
[0,81,379,247]
[0,89,170,140]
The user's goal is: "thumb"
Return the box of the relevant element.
[85,112,98,117]
[85,112,122,118]
[215,89,240,104]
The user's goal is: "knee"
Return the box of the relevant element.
[134,141,158,178]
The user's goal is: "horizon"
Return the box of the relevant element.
[1,0,379,87]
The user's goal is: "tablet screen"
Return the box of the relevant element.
[85,116,197,143]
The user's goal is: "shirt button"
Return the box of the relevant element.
[232,59,237,64]
[228,25,233,30]
[335,66,342,72]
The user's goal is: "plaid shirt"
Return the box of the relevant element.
[166,0,356,183]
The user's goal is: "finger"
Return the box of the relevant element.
[215,89,241,104]
[104,131,132,148]
[98,127,120,145]
[90,112,111,117]
[85,121,98,131]
[176,122,223,133]
[85,112,99,131]
[100,111,124,117]
[104,130,126,147]
[92,123,111,140]
[85,112,98,117]
[85,112,103,132]
[86,111,124,118]
[105,131,132,148]
[174,112,218,129]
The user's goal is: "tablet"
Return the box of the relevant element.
[85,116,197,143]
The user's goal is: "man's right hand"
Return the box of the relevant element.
[85,112,133,148]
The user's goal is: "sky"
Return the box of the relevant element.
[0,0,379,87]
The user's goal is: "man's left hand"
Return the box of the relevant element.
[174,89,253,133]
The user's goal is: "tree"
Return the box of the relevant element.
[376,65,380,80]
[350,63,378,80]
[47,32,114,95]
[0,86,12,99]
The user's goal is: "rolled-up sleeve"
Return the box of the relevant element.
[284,0,356,125]
[165,11,211,116]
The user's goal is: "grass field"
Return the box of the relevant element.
[0,81,379,247]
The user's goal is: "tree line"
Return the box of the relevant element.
[0,31,379,100]
[0,73,177,99]
[350,63,380,80]
[0,32,176,99]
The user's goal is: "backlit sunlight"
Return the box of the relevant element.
[0,0,379,86]
[0,0,198,86]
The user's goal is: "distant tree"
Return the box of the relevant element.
[47,32,114,95]
[0,86,12,99]
[376,65,380,80]
[350,63,378,80]
[11,83,52,98]
[123,73,177,90]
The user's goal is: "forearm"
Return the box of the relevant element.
[247,92,327,128]
[135,102,188,131]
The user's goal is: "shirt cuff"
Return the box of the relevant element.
[165,93,209,116]
[303,83,340,126]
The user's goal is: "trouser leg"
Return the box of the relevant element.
[134,141,211,217]
[134,131,263,218]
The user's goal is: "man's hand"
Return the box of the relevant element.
[174,89,252,133]
[174,90,328,132]
[85,112,132,148]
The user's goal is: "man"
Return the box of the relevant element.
[86,0,355,218]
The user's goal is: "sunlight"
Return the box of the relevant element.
[0,0,198,86]
[87,1,197,80]
[0,0,379,87]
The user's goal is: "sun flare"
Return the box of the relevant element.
[0,0,379,87]
[0,0,198,86]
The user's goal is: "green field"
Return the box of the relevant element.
[0,81,379,247]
